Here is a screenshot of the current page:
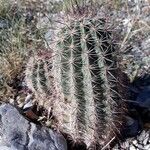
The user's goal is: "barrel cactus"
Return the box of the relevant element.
[25,51,57,112]
[25,1,129,149]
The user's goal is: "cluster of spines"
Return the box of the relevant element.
[52,18,127,149]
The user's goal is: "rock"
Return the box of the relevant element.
[0,19,10,29]
[113,130,150,150]
[133,85,150,123]
[122,116,142,138]
[129,76,150,124]
[0,104,67,150]
[136,86,150,109]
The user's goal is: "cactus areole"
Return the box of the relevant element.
[25,3,128,150]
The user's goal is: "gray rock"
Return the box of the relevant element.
[123,116,142,138]
[0,19,10,29]
[0,104,67,150]
[137,86,150,108]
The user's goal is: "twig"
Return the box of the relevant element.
[101,136,116,150]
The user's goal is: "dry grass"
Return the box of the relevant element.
[0,0,48,101]
[0,51,24,82]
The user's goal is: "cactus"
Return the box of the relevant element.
[25,1,129,149]
[25,51,57,111]
[51,18,128,149]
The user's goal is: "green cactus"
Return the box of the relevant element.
[25,51,55,110]
[25,1,129,149]
[51,18,128,149]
